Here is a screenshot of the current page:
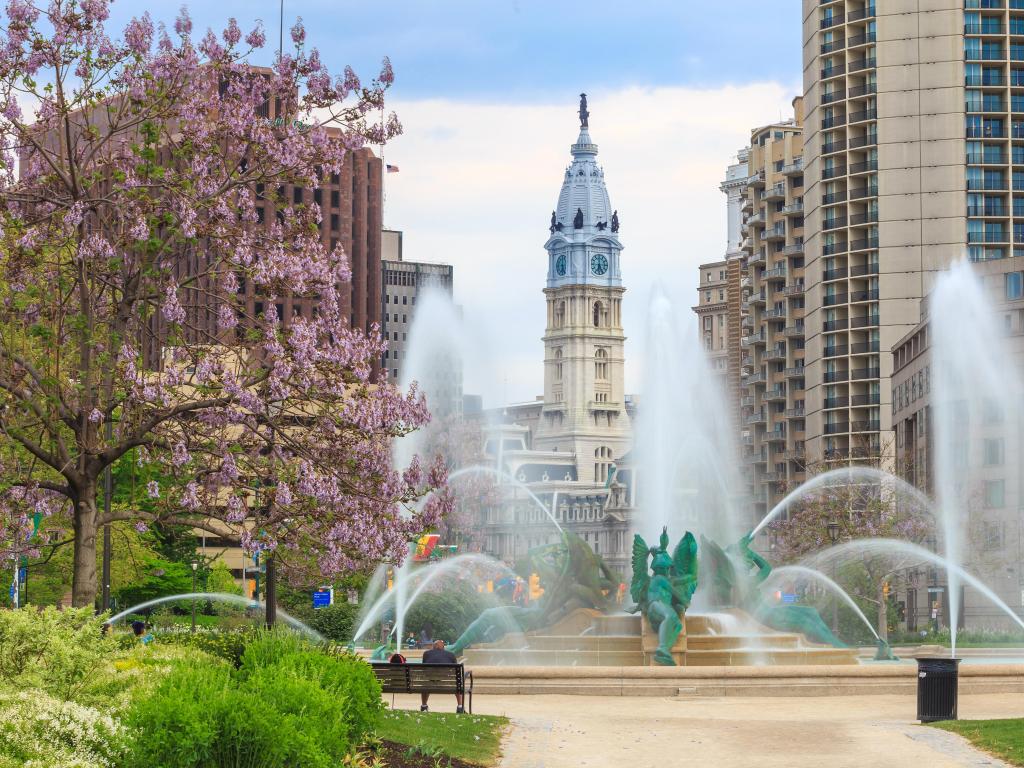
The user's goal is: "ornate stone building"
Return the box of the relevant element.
[476,98,635,577]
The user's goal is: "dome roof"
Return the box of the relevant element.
[553,126,616,237]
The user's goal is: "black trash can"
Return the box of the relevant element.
[916,657,961,723]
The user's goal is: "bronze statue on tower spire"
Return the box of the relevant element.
[579,93,589,129]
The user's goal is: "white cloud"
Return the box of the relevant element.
[381,82,796,406]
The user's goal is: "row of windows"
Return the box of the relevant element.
[893,365,930,414]
[385,294,416,305]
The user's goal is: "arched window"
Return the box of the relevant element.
[555,301,566,328]
[595,347,608,380]
[593,301,603,327]
[554,348,563,380]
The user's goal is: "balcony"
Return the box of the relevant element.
[822,164,847,180]
[784,446,806,460]
[850,237,879,252]
[763,265,787,280]
[966,74,1007,86]
[824,317,849,332]
[850,367,881,380]
[744,449,768,465]
[763,306,787,319]
[751,290,767,306]
[824,369,850,383]
[783,201,804,216]
[822,190,847,205]
[765,429,788,443]
[785,366,806,378]
[822,140,847,155]
[966,152,1008,164]
[765,347,787,362]
[761,471,785,483]
[765,224,787,241]
[968,230,1009,243]
[745,411,768,425]
[850,314,880,328]
[822,114,846,130]
[746,211,766,226]
[849,108,877,124]
[766,386,787,401]
[847,31,877,48]
[851,393,881,406]
[784,323,805,337]
[850,211,879,225]
[848,57,877,73]
[741,330,767,347]
[824,216,848,231]
[746,370,767,384]
[849,262,879,277]
[747,170,766,187]
[849,134,878,149]
[821,39,845,56]
[850,185,878,200]
[741,395,756,407]
[967,126,1007,138]
[825,422,850,435]
[823,241,849,256]
[824,266,848,281]
[824,397,850,409]
[965,23,1005,34]
[762,183,787,201]
[848,6,876,22]
[849,159,878,176]
[824,292,848,307]
[850,288,880,302]
[966,98,1006,113]
[824,345,849,357]
[848,83,877,98]
[782,158,804,176]
[850,420,881,432]
[785,407,806,418]
[968,205,1008,216]
[967,178,1008,191]
[783,282,804,296]
[783,240,805,255]
[820,13,845,29]
[850,340,881,354]
[748,251,767,266]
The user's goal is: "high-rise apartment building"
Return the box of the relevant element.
[380,229,456,389]
[801,0,967,467]
[737,99,808,517]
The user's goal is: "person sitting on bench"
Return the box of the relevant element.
[420,639,464,714]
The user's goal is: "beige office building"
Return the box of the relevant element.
[694,260,730,393]
[737,100,808,517]
[801,0,974,467]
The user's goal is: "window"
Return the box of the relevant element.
[1006,272,1023,299]
[984,438,1004,466]
[595,348,609,380]
[984,479,1005,509]
[554,348,563,380]
[593,301,604,327]
[293,187,303,204]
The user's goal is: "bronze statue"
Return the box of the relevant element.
[628,527,698,666]
[550,210,557,232]
[596,221,607,231]
[611,210,619,233]
[573,207,584,229]
[579,93,589,128]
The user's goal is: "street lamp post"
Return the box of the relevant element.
[190,561,198,633]
[827,520,841,634]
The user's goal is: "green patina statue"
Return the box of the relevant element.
[628,527,698,665]
[449,530,617,654]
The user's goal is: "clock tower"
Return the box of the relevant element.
[534,97,631,478]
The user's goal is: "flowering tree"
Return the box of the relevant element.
[0,0,449,606]
[767,465,932,640]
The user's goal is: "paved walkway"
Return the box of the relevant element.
[392,693,1022,768]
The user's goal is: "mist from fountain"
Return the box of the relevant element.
[105,593,323,639]
[633,286,745,545]
[767,565,880,642]
[352,553,516,644]
[751,466,935,538]
[450,465,564,534]
[927,259,1024,654]
[803,538,1024,636]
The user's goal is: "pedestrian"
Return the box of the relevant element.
[419,628,430,646]
[388,651,407,664]
[406,632,417,649]
[420,639,464,714]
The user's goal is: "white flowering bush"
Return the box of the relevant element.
[0,690,124,768]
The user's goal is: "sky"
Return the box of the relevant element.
[103,1,803,405]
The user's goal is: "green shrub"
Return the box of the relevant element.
[0,606,116,702]
[122,633,383,768]
[306,602,359,642]
[239,634,383,744]
[154,627,255,666]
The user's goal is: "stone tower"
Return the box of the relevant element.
[534,98,632,481]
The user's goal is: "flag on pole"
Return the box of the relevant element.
[386,164,400,173]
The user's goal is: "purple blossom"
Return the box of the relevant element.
[146,480,160,499]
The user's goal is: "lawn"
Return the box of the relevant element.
[930,719,1024,766]
[374,710,509,767]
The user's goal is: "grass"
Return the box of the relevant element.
[375,709,509,766]
[930,719,1024,766]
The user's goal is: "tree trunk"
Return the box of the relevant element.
[71,484,99,608]
[877,580,888,642]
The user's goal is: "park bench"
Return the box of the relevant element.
[371,662,473,714]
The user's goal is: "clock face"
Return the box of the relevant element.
[555,254,567,276]
[591,253,609,276]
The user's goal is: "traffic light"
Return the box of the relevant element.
[386,567,393,591]
[882,581,890,598]
[529,572,543,600]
